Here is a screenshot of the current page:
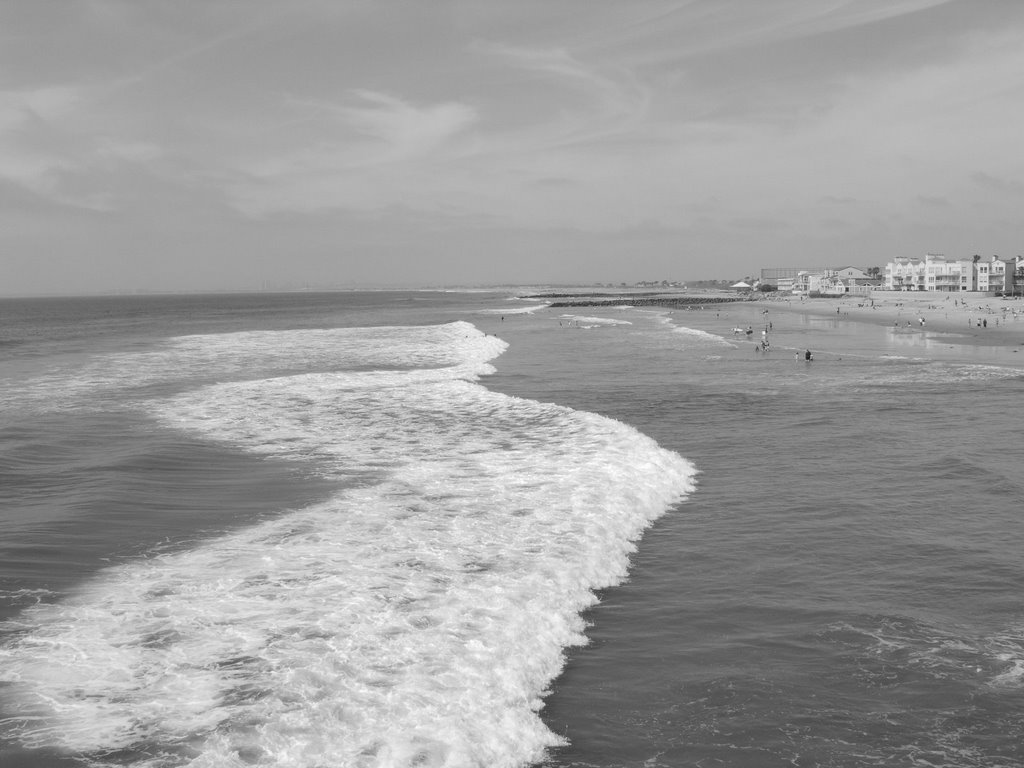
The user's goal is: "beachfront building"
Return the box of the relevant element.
[788,270,839,295]
[1014,257,1024,297]
[831,266,880,296]
[883,253,1022,293]
[790,271,818,294]
[817,274,849,296]
[834,266,869,282]
[788,268,873,296]
[928,254,972,293]
[886,254,971,292]
[760,267,829,289]
[886,256,926,291]
[976,256,1012,294]
[767,265,877,295]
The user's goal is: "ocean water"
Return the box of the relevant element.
[2,292,1023,768]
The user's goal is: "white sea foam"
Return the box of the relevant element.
[478,304,549,315]
[0,322,697,768]
[823,619,1024,692]
[990,654,1024,687]
[557,315,632,328]
[986,630,1024,689]
[843,360,1024,391]
[670,325,735,347]
[13,321,507,413]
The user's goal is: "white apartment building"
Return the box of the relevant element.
[885,256,927,291]
[976,256,1011,293]
[884,254,1020,293]
[792,270,834,294]
[886,254,971,292]
[927,254,973,293]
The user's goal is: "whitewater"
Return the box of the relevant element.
[0,319,696,768]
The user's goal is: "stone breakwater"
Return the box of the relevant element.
[542,296,742,308]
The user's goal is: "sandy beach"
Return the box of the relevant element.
[542,287,1024,350]
[744,292,1024,349]
[761,292,1024,350]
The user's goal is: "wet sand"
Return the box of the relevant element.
[528,287,1024,350]
[754,292,1024,348]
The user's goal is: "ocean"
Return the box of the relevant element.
[1,291,1023,768]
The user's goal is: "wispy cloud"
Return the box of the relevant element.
[0,85,83,130]
[473,41,650,145]
[0,85,95,206]
[339,90,478,161]
[227,91,482,217]
[740,0,956,44]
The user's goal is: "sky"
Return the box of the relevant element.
[2,0,1024,294]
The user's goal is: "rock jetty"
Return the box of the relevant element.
[537,296,742,308]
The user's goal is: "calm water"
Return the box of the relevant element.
[1,292,1023,767]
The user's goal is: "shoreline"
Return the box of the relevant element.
[531,289,1024,350]
[753,293,1024,349]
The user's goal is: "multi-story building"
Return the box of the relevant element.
[787,270,847,296]
[833,266,869,282]
[926,254,973,292]
[1013,257,1024,296]
[832,266,881,295]
[760,267,829,288]
[887,254,971,292]
[782,266,876,295]
[885,256,927,291]
[884,254,1020,292]
[791,270,830,294]
[976,255,1012,294]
